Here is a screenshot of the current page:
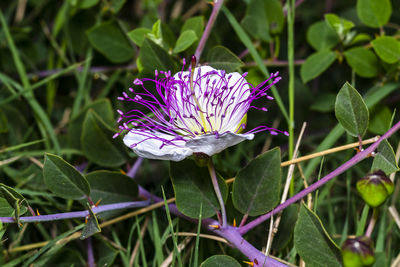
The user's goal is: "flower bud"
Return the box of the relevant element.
[341,236,375,267]
[356,170,394,207]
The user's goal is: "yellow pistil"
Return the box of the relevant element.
[189,56,208,133]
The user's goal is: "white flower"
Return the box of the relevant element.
[114,59,287,161]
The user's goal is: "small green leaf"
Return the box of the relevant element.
[357,0,392,28]
[80,204,101,240]
[43,153,90,200]
[173,30,198,54]
[371,36,400,64]
[272,204,299,251]
[200,255,241,267]
[232,147,281,216]
[81,110,126,167]
[344,47,379,78]
[306,21,339,51]
[87,20,134,63]
[170,160,228,219]
[127,28,152,47]
[368,106,392,134]
[325,13,354,39]
[241,0,271,42]
[371,140,399,175]
[335,82,369,137]
[294,204,342,267]
[0,184,28,225]
[265,0,284,34]
[139,38,176,72]
[300,50,336,83]
[181,16,204,38]
[207,46,244,73]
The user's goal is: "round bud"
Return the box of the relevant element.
[341,236,375,267]
[356,170,394,207]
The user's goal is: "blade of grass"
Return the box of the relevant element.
[356,205,370,236]
[222,6,289,123]
[193,203,202,267]
[151,210,164,266]
[0,139,44,154]
[136,216,148,267]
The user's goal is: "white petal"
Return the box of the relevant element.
[186,132,254,156]
[123,131,193,161]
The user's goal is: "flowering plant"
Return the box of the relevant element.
[115,57,287,161]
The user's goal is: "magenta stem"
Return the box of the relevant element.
[239,120,400,235]
[87,237,95,267]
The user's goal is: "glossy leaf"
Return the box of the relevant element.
[344,47,379,78]
[173,30,198,54]
[170,160,228,219]
[139,38,176,72]
[127,28,152,47]
[232,147,281,216]
[81,110,126,167]
[300,50,336,83]
[371,140,399,175]
[357,0,392,28]
[87,20,134,63]
[294,204,342,267]
[80,204,101,240]
[371,36,400,64]
[200,255,241,267]
[207,46,244,73]
[335,82,369,137]
[306,21,339,51]
[43,153,90,200]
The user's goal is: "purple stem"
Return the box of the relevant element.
[87,237,95,267]
[239,120,400,235]
[0,200,150,223]
[127,157,144,178]
[194,0,224,61]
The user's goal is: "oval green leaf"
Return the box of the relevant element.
[265,0,284,34]
[300,50,336,83]
[173,30,198,54]
[232,147,281,216]
[207,46,244,73]
[81,110,126,167]
[127,28,152,47]
[200,255,241,267]
[325,13,354,39]
[139,38,176,72]
[170,160,228,219]
[335,82,369,137]
[357,0,392,28]
[306,21,339,51]
[344,47,379,78]
[371,36,400,64]
[371,139,399,175]
[294,204,342,267]
[87,20,134,63]
[181,16,204,38]
[43,153,90,200]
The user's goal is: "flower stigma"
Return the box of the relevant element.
[114,58,288,161]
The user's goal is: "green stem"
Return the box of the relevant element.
[207,160,227,227]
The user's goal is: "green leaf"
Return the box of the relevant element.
[85,170,138,218]
[0,108,8,133]
[369,106,392,134]
[43,153,90,200]
[265,0,284,34]
[110,0,126,13]
[350,33,372,45]
[87,20,134,63]
[371,36,400,64]
[232,147,281,216]
[335,82,369,137]
[76,0,99,9]
[344,47,379,78]
[127,28,152,47]
[241,0,271,42]
[173,30,198,54]
[0,198,15,217]
[81,110,126,167]
[69,98,114,149]
[306,21,339,51]
[371,140,399,175]
[272,204,299,251]
[300,50,336,83]
[170,160,228,219]
[80,204,101,240]
[294,204,342,267]
[357,0,392,28]
[207,46,244,73]
[97,239,118,267]
[200,255,241,267]
[181,16,204,38]
[139,38,176,72]
[310,93,336,112]
[0,184,28,225]
[325,13,354,39]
